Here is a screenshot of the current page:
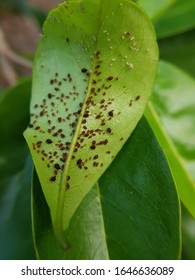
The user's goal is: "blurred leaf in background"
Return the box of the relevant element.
[0,79,35,259]
[145,61,195,218]
[135,0,195,260]
[154,0,195,39]
[182,207,195,260]
[136,0,176,20]
[159,29,195,77]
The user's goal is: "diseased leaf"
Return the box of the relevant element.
[24,0,158,247]
[145,60,195,217]
[33,118,180,260]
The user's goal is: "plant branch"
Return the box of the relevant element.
[0,27,32,70]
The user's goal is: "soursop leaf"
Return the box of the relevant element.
[24,0,158,247]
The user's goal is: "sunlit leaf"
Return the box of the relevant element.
[24,0,158,247]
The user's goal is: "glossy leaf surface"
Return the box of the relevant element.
[24,0,158,246]
[33,118,180,260]
[145,61,195,217]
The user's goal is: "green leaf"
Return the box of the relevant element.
[135,0,176,20]
[33,117,180,260]
[0,79,31,151]
[159,29,195,77]
[24,0,158,247]
[0,79,35,259]
[154,0,195,38]
[182,206,195,260]
[145,60,195,217]
[33,174,109,259]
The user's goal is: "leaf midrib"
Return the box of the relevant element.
[54,0,104,245]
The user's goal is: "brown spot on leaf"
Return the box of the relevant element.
[50,176,56,182]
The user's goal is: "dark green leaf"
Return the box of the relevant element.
[0,79,35,259]
[33,117,180,260]
[182,206,195,260]
[159,29,195,77]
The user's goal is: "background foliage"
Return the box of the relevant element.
[0,0,195,260]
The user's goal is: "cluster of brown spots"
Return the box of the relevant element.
[129,99,133,107]
[129,95,141,107]
[28,38,141,186]
[36,141,42,148]
[28,70,87,184]
[73,50,121,169]
[77,158,83,169]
